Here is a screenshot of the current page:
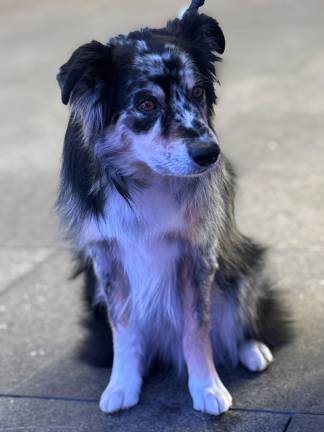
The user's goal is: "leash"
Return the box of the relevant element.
[178,0,205,19]
[186,0,205,13]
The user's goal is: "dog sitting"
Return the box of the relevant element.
[56,0,292,416]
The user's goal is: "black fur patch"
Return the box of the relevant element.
[56,118,105,220]
[77,262,114,367]
[57,9,293,372]
[131,115,158,133]
[177,126,200,139]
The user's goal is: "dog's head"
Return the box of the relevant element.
[57,9,225,178]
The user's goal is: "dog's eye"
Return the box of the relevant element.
[191,86,204,99]
[137,99,157,113]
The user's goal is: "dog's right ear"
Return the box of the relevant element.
[56,40,112,105]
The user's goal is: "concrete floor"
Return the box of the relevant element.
[0,0,324,431]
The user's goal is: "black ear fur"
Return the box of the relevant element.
[194,13,225,55]
[56,41,112,105]
[168,12,225,55]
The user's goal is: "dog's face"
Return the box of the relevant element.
[104,41,221,177]
[57,12,225,178]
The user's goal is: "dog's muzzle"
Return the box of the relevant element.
[188,141,220,167]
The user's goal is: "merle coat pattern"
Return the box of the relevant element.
[56,8,292,415]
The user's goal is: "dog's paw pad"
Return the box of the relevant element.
[191,382,232,415]
[99,385,140,413]
[239,340,273,372]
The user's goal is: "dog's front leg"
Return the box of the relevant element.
[87,242,143,413]
[99,320,143,413]
[181,255,232,415]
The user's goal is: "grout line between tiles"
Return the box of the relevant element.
[1,393,324,419]
[282,416,293,432]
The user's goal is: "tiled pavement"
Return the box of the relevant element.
[0,1,323,431]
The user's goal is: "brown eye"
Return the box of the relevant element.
[138,99,157,113]
[192,86,204,99]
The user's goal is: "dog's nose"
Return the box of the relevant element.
[188,141,220,167]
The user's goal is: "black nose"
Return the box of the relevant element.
[188,141,220,167]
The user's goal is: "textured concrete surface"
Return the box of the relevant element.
[0,0,324,431]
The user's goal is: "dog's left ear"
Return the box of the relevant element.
[57,41,115,139]
[175,12,225,55]
[56,40,112,105]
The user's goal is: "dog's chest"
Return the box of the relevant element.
[84,183,186,325]
[87,181,186,241]
[113,184,184,325]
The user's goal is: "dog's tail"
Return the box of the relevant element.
[254,278,295,349]
[76,262,113,367]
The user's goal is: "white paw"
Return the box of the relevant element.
[239,340,273,372]
[99,382,141,414]
[189,379,232,415]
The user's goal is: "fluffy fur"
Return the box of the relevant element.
[56,6,292,415]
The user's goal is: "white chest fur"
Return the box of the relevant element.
[82,180,186,328]
[84,179,186,241]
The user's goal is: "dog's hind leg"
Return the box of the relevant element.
[213,234,293,371]
[239,340,273,372]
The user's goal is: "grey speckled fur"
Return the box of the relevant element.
[56,4,293,415]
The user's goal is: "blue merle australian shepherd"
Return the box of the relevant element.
[56,0,292,416]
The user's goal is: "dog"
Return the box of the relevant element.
[56,0,292,416]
